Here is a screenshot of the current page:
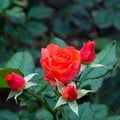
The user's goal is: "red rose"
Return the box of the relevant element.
[80,41,96,64]
[5,72,26,92]
[40,44,81,86]
[62,86,78,101]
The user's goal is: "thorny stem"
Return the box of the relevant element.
[26,90,58,120]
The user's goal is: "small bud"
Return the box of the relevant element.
[62,86,78,101]
[80,40,96,64]
[5,72,26,92]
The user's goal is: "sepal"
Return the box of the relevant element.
[24,82,38,89]
[68,100,78,116]
[67,81,76,87]
[78,64,87,76]
[24,73,38,82]
[6,91,16,101]
[77,89,93,99]
[54,96,67,109]
[14,90,23,103]
[56,80,65,93]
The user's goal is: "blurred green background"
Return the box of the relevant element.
[0,0,120,119]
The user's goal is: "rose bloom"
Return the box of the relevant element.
[5,72,26,92]
[62,86,78,101]
[80,41,96,64]
[40,44,81,86]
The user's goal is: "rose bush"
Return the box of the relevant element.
[40,44,81,86]
[0,38,117,120]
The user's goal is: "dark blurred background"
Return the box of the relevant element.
[0,0,120,117]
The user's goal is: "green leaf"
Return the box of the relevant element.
[93,9,113,29]
[19,93,38,112]
[104,0,120,8]
[113,11,120,30]
[0,36,7,49]
[19,30,34,44]
[81,78,104,91]
[28,6,54,19]
[6,7,25,18]
[10,16,26,25]
[0,0,10,10]
[91,104,109,120]
[50,36,67,48]
[0,110,19,120]
[80,41,117,81]
[26,21,47,35]
[53,17,72,38]
[71,5,91,30]
[95,38,110,50]
[5,24,19,37]
[77,0,94,8]
[66,103,109,120]
[0,68,23,88]
[6,51,35,76]
[12,0,25,6]
[36,108,53,120]
[0,51,13,67]
[68,102,94,120]
[102,116,120,120]
[19,110,35,120]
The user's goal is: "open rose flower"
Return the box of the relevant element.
[80,41,96,64]
[40,44,81,86]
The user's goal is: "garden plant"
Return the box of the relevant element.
[0,0,120,120]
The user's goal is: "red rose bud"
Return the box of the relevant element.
[40,44,81,86]
[80,41,96,64]
[62,86,78,101]
[5,72,26,92]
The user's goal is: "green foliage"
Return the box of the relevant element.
[0,110,19,120]
[77,0,95,8]
[50,36,67,48]
[36,108,53,120]
[0,0,10,10]
[66,102,109,120]
[93,9,113,29]
[103,116,120,120]
[6,7,25,18]
[0,0,120,119]
[6,52,35,76]
[28,6,54,19]
[26,21,47,35]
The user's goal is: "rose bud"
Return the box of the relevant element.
[62,86,78,101]
[40,44,81,86]
[5,72,26,92]
[80,41,96,64]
